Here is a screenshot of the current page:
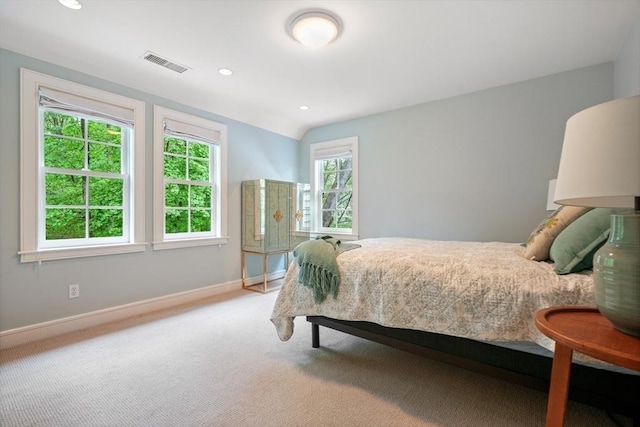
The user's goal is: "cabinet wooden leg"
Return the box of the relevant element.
[241,252,247,289]
[262,254,268,293]
[545,343,573,427]
[241,250,289,294]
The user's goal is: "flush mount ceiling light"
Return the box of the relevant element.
[288,10,341,49]
[218,68,233,76]
[58,0,82,9]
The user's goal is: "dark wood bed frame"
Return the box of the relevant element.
[307,316,639,421]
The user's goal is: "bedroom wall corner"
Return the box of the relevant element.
[299,63,615,243]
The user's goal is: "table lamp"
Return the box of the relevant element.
[554,95,640,337]
[546,179,560,211]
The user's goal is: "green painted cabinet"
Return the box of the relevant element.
[241,179,310,253]
[241,179,310,292]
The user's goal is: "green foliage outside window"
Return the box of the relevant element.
[43,111,125,240]
[163,136,213,234]
[320,158,352,229]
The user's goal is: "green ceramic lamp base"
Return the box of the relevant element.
[593,212,640,337]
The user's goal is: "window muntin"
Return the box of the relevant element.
[163,136,216,237]
[318,157,353,229]
[310,136,359,238]
[20,68,146,262]
[152,106,228,249]
[41,111,129,247]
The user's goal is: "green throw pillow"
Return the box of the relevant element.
[549,208,617,274]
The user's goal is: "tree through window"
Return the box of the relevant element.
[319,157,353,228]
[163,135,214,234]
[20,69,146,262]
[43,111,127,240]
[152,106,228,250]
[310,136,359,237]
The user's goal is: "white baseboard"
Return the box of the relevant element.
[0,271,285,350]
[242,270,286,287]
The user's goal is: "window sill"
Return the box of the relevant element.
[20,243,147,263]
[153,236,229,251]
[309,231,359,241]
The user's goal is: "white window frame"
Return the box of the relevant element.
[152,106,228,250]
[19,69,146,263]
[310,136,359,240]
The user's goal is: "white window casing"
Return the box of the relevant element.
[310,136,359,240]
[152,106,228,250]
[19,68,146,262]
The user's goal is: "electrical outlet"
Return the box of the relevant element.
[69,284,80,299]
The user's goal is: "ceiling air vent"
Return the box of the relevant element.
[142,51,190,74]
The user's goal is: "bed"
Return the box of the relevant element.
[270,237,639,419]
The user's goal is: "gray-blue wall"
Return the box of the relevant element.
[297,14,640,244]
[299,63,614,242]
[0,49,299,331]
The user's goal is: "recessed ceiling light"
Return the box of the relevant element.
[289,10,341,49]
[58,0,82,10]
[218,68,233,76]
[299,105,310,111]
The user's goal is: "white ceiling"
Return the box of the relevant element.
[1,0,639,140]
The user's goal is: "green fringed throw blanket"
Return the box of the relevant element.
[293,236,360,304]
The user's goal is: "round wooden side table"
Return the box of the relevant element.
[534,306,640,427]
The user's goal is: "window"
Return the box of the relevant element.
[310,136,359,239]
[153,106,228,250]
[20,69,146,262]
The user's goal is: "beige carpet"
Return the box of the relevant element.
[0,286,632,427]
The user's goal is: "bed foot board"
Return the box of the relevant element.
[311,322,320,348]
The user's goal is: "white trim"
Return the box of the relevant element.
[19,243,147,263]
[152,236,229,250]
[242,270,286,287]
[0,273,284,350]
[19,68,146,262]
[308,231,359,241]
[310,136,359,236]
[153,106,228,250]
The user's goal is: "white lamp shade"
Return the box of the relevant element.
[547,179,560,210]
[554,95,640,208]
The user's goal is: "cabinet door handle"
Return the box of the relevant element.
[273,209,283,222]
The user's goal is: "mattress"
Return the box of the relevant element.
[271,237,596,353]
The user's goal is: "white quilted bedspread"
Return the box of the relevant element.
[270,237,596,352]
